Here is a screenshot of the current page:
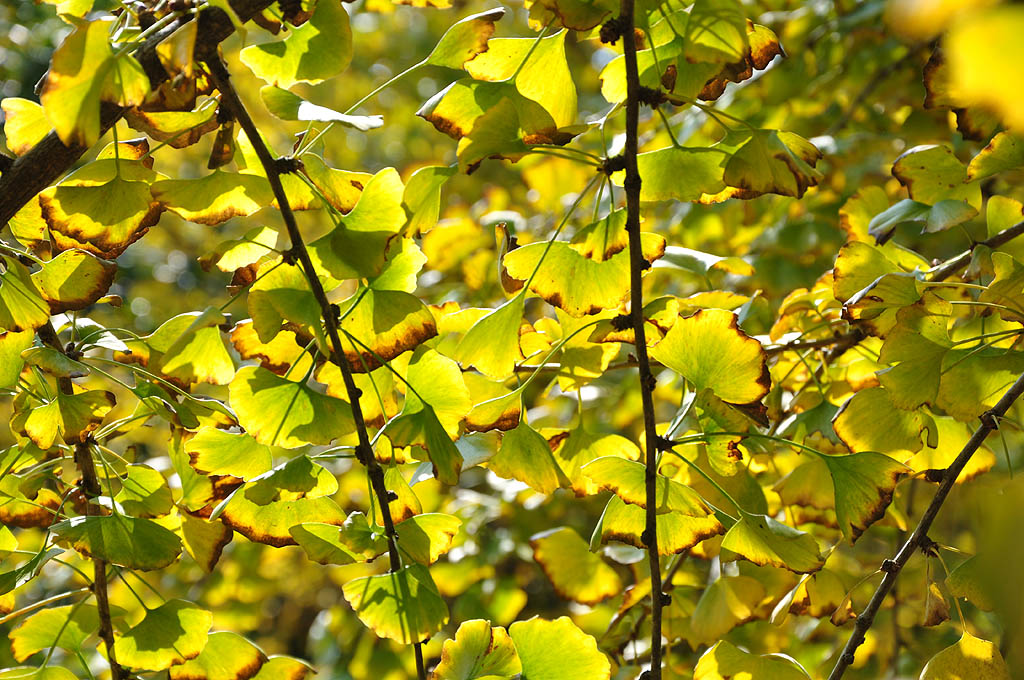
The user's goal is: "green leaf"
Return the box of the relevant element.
[151,170,274,226]
[229,365,355,448]
[247,260,322,343]
[336,288,438,372]
[0,330,34,388]
[945,555,995,611]
[549,428,641,496]
[24,389,115,448]
[30,249,116,314]
[720,510,824,573]
[502,234,665,317]
[113,599,213,671]
[343,563,449,644]
[920,633,1011,680]
[396,512,462,565]
[120,309,236,386]
[656,245,754,278]
[0,548,63,595]
[289,514,387,565]
[524,0,615,31]
[251,656,316,680]
[868,198,977,241]
[892,144,981,210]
[833,387,932,456]
[695,640,811,680]
[689,575,765,645]
[968,132,1024,180]
[455,294,525,379]
[633,147,730,202]
[0,668,78,680]
[185,426,275,480]
[169,631,268,680]
[825,452,908,543]
[240,0,353,88]
[530,527,622,605]
[404,165,456,236]
[432,619,522,680]
[180,511,233,573]
[593,494,724,555]
[686,0,749,63]
[10,604,100,662]
[721,129,823,199]
[260,86,382,130]
[426,8,506,69]
[487,420,569,494]
[508,616,610,680]
[300,154,371,213]
[114,463,174,518]
[581,456,713,516]
[51,515,182,570]
[0,257,52,333]
[650,308,770,405]
[1,98,51,155]
[39,17,149,146]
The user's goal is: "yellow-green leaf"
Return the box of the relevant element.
[427,8,506,69]
[720,510,824,573]
[488,420,569,494]
[0,257,50,333]
[695,640,811,680]
[582,456,713,516]
[31,249,116,314]
[1,98,51,155]
[343,563,449,644]
[114,599,213,671]
[531,527,622,605]
[822,452,909,544]
[51,515,182,570]
[169,631,267,680]
[919,633,1011,680]
[151,170,273,225]
[431,619,521,680]
[508,616,610,680]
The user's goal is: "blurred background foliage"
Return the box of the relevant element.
[3,0,1024,678]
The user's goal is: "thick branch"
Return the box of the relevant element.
[38,323,125,680]
[0,0,275,225]
[618,2,664,676]
[828,371,1024,680]
[929,219,1024,282]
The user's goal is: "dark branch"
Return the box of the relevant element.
[0,0,276,226]
[827,371,1024,680]
[929,219,1024,282]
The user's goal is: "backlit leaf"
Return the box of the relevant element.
[31,249,116,313]
[260,86,382,130]
[455,294,525,379]
[968,132,1024,180]
[426,9,506,69]
[343,563,449,644]
[722,129,822,199]
[690,575,765,644]
[721,510,824,573]
[396,512,462,565]
[695,640,811,680]
[113,599,213,671]
[51,515,182,570]
[1,98,51,155]
[823,451,909,544]
[151,170,273,225]
[336,288,438,372]
[169,631,267,680]
[0,257,50,333]
[185,426,275,480]
[919,633,1011,680]
[180,511,233,573]
[594,495,724,555]
[531,527,622,605]
[114,464,174,518]
[508,616,610,680]
[431,619,521,680]
[581,456,713,516]
[24,389,115,448]
[488,420,570,494]
[833,387,931,456]
[892,144,981,210]
[10,604,99,662]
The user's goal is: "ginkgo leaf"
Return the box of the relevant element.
[124,100,220,149]
[892,144,981,210]
[631,147,729,202]
[502,234,664,317]
[51,515,182,570]
[240,0,352,88]
[114,599,213,671]
[230,321,311,377]
[689,575,765,645]
[1,98,51,154]
[594,495,724,555]
[426,8,506,69]
[218,457,347,547]
[229,366,355,448]
[396,513,462,565]
[247,260,323,343]
[581,457,713,516]
[373,465,423,523]
[180,511,233,573]
[0,256,50,333]
[336,288,438,372]
[694,640,811,680]
[300,154,371,213]
[785,568,855,622]
[308,168,407,280]
[524,0,615,31]
[343,563,449,644]
[650,308,770,405]
[38,176,162,258]
[868,198,977,241]
[30,249,116,313]
[431,619,522,680]
[0,330,34,388]
[721,129,822,199]
[455,293,525,379]
[289,516,386,565]
[720,510,824,573]
[10,604,100,662]
[387,402,462,485]
[169,631,267,680]
[39,17,149,147]
[549,428,641,496]
[24,389,115,448]
[250,657,316,680]
[919,633,1011,680]
[260,86,383,130]
[186,426,275,480]
[151,170,274,225]
[923,582,950,627]
[531,527,622,605]
[508,616,610,680]
[119,309,235,386]
[833,387,932,456]
[945,555,995,611]
[487,420,569,494]
[0,668,77,680]
[822,451,909,544]
[114,464,174,518]
[967,132,1024,180]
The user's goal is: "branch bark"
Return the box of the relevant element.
[0,0,276,225]
[618,4,664,676]
[929,219,1024,282]
[204,56,426,679]
[827,371,1024,680]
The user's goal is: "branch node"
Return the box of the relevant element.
[659,592,671,607]
[879,558,897,574]
[386,490,399,502]
[980,409,1000,430]
[638,85,668,108]
[640,528,653,547]
[919,535,939,557]
[654,435,674,452]
[599,16,627,45]
[601,154,627,175]
[275,156,303,175]
[841,651,856,666]
[611,313,631,331]
[923,468,946,484]
[0,153,12,174]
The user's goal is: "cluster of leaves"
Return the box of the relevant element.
[2,0,1024,678]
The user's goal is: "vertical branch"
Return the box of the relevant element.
[827,371,1024,680]
[38,323,126,680]
[204,57,425,677]
[617,3,664,676]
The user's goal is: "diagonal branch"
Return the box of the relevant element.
[203,55,426,679]
[929,219,1024,282]
[827,371,1024,680]
[0,0,276,225]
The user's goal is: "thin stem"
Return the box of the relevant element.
[0,587,91,625]
[619,1,663,674]
[664,449,742,517]
[827,371,1024,680]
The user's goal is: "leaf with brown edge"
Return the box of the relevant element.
[593,495,724,555]
[785,569,855,623]
[509,616,611,680]
[488,420,569,494]
[1,98,52,155]
[549,427,641,496]
[922,47,999,142]
[169,631,267,680]
[247,260,323,344]
[919,633,1012,680]
[891,144,981,210]
[0,256,50,333]
[396,513,462,565]
[250,657,316,680]
[698,22,785,102]
[968,131,1024,181]
[201,226,279,274]
[720,510,824,574]
[694,640,811,680]
[51,515,182,571]
[465,384,523,433]
[923,582,950,627]
[336,288,438,372]
[217,457,346,547]
[124,99,220,149]
[31,249,116,313]
[230,321,312,377]
[426,8,506,69]
[9,604,101,662]
[289,515,387,565]
[833,387,932,457]
[650,308,770,406]
[501,233,665,317]
[39,176,162,258]
[151,170,274,226]
[582,457,714,516]
[0,473,62,529]
[185,426,274,480]
[24,389,115,448]
[431,619,521,680]
[524,0,615,31]
[531,527,622,605]
[300,154,371,213]
[720,129,823,199]
[117,309,235,387]
[113,599,213,672]
[180,511,233,573]
[822,451,910,544]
